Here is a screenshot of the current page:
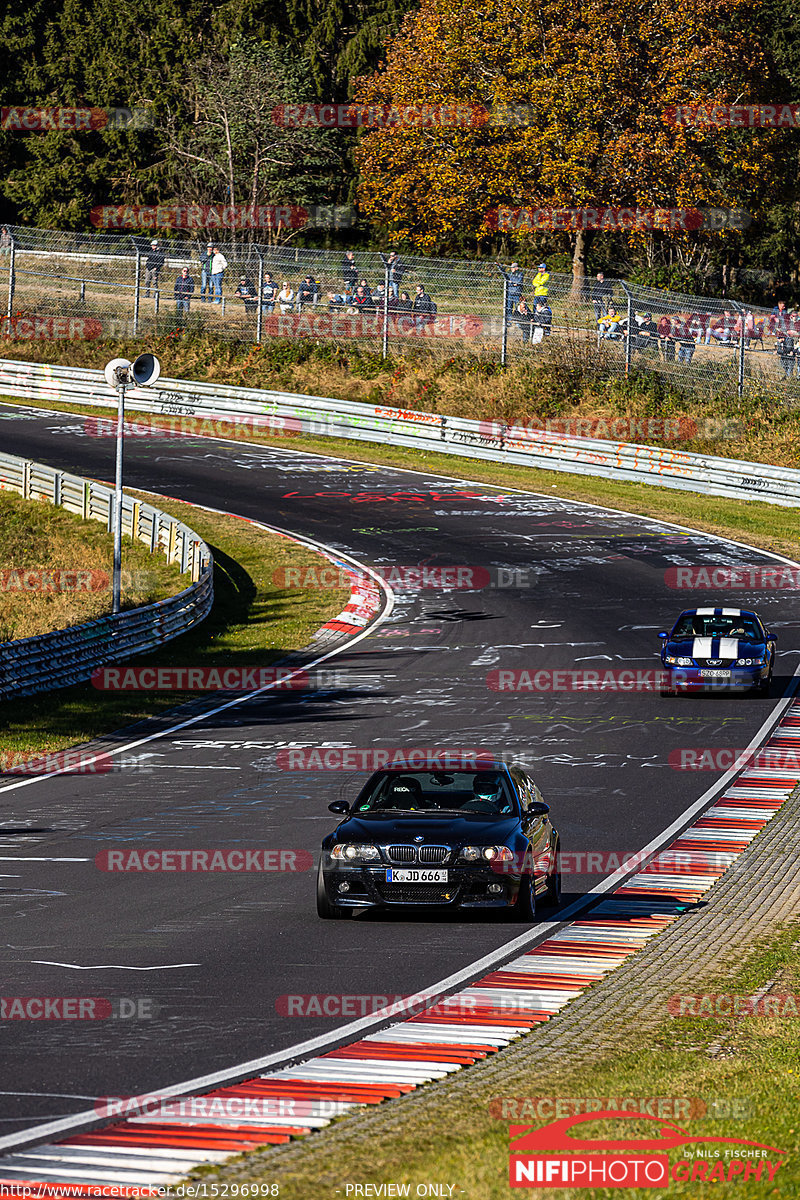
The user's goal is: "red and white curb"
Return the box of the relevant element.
[2,699,799,1195]
[314,567,383,637]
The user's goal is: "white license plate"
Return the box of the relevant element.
[386,868,449,883]
[700,670,732,678]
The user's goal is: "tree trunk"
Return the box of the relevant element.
[570,228,594,300]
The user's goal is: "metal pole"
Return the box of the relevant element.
[501,276,508,367]
[133,248,141,337]
[382,262,390,359]
[256,248,264,345]
[6,239,15,321]
[112,380,126,615]
[622,282,633,374]
[733,301,746,398]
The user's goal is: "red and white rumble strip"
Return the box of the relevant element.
[2,695,797,1192]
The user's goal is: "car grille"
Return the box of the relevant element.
[385,845,451,864]
[386,845,416,863]
[379,884,456,904]
[419,845,449,864]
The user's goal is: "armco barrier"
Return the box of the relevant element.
[0,358,798,507]
[0,451,213,699]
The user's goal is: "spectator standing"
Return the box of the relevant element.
[776,333,796,380]
[675,317,696,365]
[297,275,321,310]
[591,272,613,322]
[210,246,228,305]
[771,300,789,336]
[174,266,194,317]
[0,226,11,251]
[533,262,550,298]
[658,314,675,361]
[498,261,524,315]
[144,239,165,298]
[261,273,278,313]
[341,250,358,291]
[412,284,437,330]
[199,243,214,303]
[235,276,258,313]
[383,251,406,299]
[277,280,295,313]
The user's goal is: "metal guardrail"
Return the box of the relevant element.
[0,449,214,699]
[0,358,796,508]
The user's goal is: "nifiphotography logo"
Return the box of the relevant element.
[508,1111,786,1188]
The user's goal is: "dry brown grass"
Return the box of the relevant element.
[0,489,184,641]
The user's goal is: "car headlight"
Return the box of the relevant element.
[330,843,380,862]
[736,657,765,667]
[665,656,693,666]
[459,845,514,862]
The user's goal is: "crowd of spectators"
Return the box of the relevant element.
[134,246,800,379]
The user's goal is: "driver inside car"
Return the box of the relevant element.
[461,772,509,813]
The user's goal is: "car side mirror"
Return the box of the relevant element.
[528,801,550,817]
[658,631,668,639]
[766,631,777,642]
[328,801,350,814]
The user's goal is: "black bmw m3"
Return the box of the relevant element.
[316,763,561,920]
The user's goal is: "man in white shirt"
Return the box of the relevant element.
[210,247,228,305]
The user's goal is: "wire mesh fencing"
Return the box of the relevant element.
[1,222,798,401]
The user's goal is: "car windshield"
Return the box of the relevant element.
[351,770,518,816]
[672,614,761,641]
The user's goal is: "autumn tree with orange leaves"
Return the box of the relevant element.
[353,0,784,291]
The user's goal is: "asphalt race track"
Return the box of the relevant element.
[2,400,800,1137]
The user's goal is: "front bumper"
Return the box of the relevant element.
[319,863,525,909]
[662,665,768,691]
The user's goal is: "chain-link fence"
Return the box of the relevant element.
[1,222,797,399]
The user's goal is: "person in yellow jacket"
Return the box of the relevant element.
[533,263,550,297]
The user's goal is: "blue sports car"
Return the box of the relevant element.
[659,607,776,694]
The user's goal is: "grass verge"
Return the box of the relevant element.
[0,490,351,761]
[0,488,185,641]
[181,922,800,1199]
